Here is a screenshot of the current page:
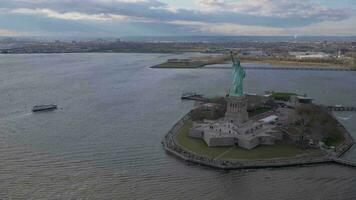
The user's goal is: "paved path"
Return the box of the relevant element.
[214,146,236,160]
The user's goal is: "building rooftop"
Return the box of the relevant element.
[259,115,279,123]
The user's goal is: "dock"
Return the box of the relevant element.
[327,106,356,112]
[181,93,208,101]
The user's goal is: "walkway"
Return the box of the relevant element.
[214,146,235,160]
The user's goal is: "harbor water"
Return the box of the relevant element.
[0,53,355,199]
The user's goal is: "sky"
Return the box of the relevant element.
[0,0,355,37]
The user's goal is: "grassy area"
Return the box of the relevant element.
[220,145,307,160]
[175,120,313,160]
[152,55,230,68]
[248,107,271,118]
[271,92,297,101]
[296,104,346,147]
[240,57,354,67]
[175,121,228,158]
[323,135,344,147]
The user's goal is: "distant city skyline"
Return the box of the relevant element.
[0,0,355,37]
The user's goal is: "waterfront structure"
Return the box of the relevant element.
[289,52,330,59]
[288,95,313,107]
[189,54,283,149]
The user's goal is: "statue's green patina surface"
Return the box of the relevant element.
[230,52,246,97]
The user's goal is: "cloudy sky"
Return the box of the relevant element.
[0,0,355,37]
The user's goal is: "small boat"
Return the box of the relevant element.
[32,104,58,112]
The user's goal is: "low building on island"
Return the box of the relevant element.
[189,95,284,149]
[190,117,283,149]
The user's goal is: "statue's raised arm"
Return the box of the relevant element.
[230,51,237,65]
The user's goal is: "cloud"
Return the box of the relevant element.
[198,23,288,36]
[0,0,354,36]
[1,0,351,27]
[1,0,166,15]
[198,0,349,20]
[10,8,130,21]
[182,16,356,36]
[291,16,356,36]
[0,28,21,36]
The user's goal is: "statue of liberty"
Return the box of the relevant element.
[230,52,246,97]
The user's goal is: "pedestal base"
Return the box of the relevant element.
[225,95,249,126]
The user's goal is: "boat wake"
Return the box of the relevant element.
[337,115,353,121]
[0,112,32,122]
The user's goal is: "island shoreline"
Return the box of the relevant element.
[162,110,356,170]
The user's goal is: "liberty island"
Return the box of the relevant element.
[162,53,355,169]
[189,53,281,149]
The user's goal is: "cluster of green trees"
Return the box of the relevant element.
[296,104,344,146]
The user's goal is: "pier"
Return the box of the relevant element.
[327,106,356,112]
[181,92,208,101]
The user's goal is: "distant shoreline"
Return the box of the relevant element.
[151,54,356,69]
[240,59,353,68]
[1,51,355,69]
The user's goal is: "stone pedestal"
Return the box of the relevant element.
[225,95,249,126]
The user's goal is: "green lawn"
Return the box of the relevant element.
[175,121,228,158]
[248,107,271,118]
[271,92,297,101]
[175,120,317,160]
[323,135,344,147]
